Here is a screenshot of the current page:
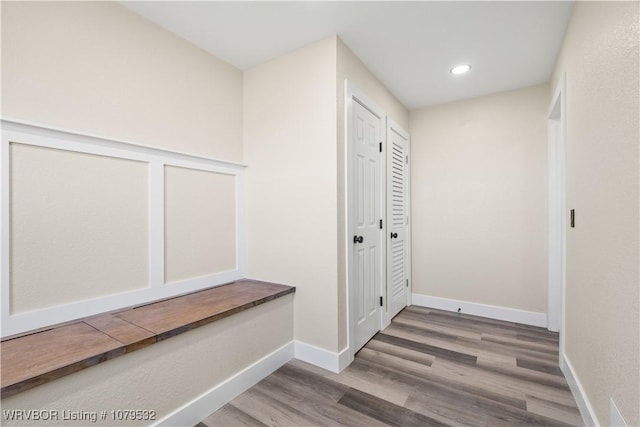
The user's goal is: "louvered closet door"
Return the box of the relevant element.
[387,124,409,319]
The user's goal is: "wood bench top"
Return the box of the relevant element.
[0,280,295,399]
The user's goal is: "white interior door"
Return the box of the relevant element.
[351,97,383,353]
[386,121,410,320]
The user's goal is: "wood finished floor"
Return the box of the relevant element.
[197,306,583,427]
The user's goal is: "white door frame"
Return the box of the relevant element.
[345,81,386,363]
[382,118,412,329]
[547,74,567,363]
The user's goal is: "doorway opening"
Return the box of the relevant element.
[345,82,411,364]
[547,74,566,364]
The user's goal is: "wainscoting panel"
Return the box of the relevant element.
[1,120,246,337]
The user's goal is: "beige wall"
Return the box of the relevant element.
[10,143,148,313]
[244,37,409,354]
[2,0,244,324]
[1,1,243,162]
[336,39,409,349]
[164,166,237,282]
[1,3,263,420]
[11,4,637,425]
[551,2,639,425]
[1,295,293,426]
[244,37,340,351]
[410,84,549,313]
[336,39,409,132]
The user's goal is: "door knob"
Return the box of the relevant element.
[353,235,364,244]
[390,232,398,239]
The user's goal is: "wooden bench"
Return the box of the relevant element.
[0,280,295,398]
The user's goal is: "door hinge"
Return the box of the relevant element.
[379,219,383,229]
[570,209,575,228]
[406,155,409,164]
[406,279,409,287]
[379,142,383,153]
[379,296,384,307]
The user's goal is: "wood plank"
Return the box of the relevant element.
[374,333,477,365]
[201,404,267,427]
[517,332,560,345]
[382,323,517,365]
[338,387,449,427]
[255,371,389,426]
[476,357,570,390]
[1,280,295,398]
[116,281,294,340]
[406,389,574,427]
[357,354,528,410]
[365,338,436,367]
[395,311,483,340]
[390,316,461,342]
[406,306,522,332]
[84,314,156,352]
[230,387,323,426]
[412,307,560,340]
[1,323,124,398]
[274,362,349,402]
[517,357,565,376]
[456,335,559,363]
[475,353,518,367]
[357,347,433,380]
[431,358,578,408]
[321,365,410,407]
[481,333,559,355]
[526,395,584,426]
[403,379,533,427]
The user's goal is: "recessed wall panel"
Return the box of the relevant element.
[164,166,236,283]
[10,143,149,313]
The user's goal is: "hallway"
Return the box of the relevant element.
[198,306,581,426]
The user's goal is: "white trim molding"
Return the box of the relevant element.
[155,341,294,427]
[294,341,350,374]
[561,353,598,426]
[345,80,388,365]
[609,398,628,427]
[412,293,547,328]
[0,117,246,169]
[547,73,567,337]
[0,120,247,337]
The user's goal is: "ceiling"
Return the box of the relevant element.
[121,1,574,110]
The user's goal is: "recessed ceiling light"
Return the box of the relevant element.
[450,64,471,75]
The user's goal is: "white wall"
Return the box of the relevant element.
[244,37,340,351]
[410,84,549,314]
[551,2,639,425]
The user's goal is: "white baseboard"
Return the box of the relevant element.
[609,398,628,427]
[411,293,547,328]
[561,353,598,426]
[155,341,294,426]
[294,341,350,373]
